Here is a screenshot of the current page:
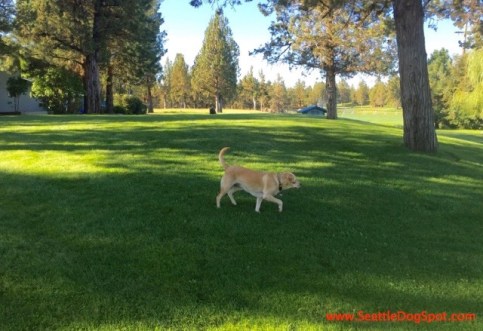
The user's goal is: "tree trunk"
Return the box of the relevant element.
[325,66,337,119]
[252,96,257,110]
[106,62,114,114]
[83,0,102,114]
[83,54,101,114]
[215,94,223,113]
[146,83,154,113]
[393,0,438,152]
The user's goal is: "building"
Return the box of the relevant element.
[0,72,45,114]
[297,105,327,116]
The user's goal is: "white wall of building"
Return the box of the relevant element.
[0,72,45,113]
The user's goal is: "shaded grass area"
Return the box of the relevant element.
[0,112,482,330]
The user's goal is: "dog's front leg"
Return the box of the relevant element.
[255,196,263,212]
[263,194,283,212]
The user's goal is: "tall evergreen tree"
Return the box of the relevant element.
[238,67,260,109]
[428,49,453,127]
[257,70,270,111]
[337,80,352,104]
[15,0,165,114]
[386,75,401,108]
[170,53,191,108]
[191,11,239,113]
[369,79,387,107]
[354,81,369,106]
[292,79,306,108]
[127,0,166,113]
[269,74,288,113]
[160,58,173,108]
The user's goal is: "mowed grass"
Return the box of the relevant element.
[0,110,482,330]
[340,106,403,127]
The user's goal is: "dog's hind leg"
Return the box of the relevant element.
[227,186,242,205]
[216,190,226,208]
[216,177,227,208]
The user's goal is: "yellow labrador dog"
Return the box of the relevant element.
[216,147,300,212]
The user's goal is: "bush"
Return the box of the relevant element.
[30,67,83,114]
[113,94,147,115]
[112,105,126,114]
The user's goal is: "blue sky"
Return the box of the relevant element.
[160,1,465,87]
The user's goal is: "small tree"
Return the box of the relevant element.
[6,76,29,112]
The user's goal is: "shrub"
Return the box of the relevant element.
[113,94,147,115]
[30,67,83,114]
[112,105,126,114]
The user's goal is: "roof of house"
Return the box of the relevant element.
[297,105,327,114]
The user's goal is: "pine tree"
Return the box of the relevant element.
[160,58,173,108]
[191,11,239,113]
[292,80,306,108]
[256,70,270,111]
[269,75,288,113]
[369,80,387,107]
[354,81,370,106]
[170,54,191,108]
[252,2,396,119]
[238,67,259,109]
[428,49,453,127]
[308,82,326,106]
[15,0,165,114]
[385,75,401,108]
[337,80,352,104]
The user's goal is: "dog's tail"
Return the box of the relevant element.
[219,147,230,169]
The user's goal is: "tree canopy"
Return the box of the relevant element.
[14,0,165,113]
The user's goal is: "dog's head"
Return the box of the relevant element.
[280,172,301,190]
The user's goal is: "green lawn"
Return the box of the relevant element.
[339,106,403,127]
[0,110,482,330]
